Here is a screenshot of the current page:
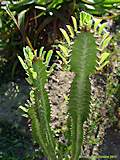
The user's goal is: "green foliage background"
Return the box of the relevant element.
[0,0,120,160]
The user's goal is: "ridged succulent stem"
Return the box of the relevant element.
[68,32,97,160]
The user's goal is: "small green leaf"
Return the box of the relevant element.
[85,4,95,10]
[18,56,28,70]
[42,51,47,60]
[28,49,34,61]
[56,51,68,64]
[48,63,56,75]
[26,59,32,67]
[103,0,120,4]
[22,114,29,118]
[29,68,37,79]
[100,32,110,45]
[46,50,53,66]
[96,60,109,70]
[79,11,88,28]
[39,46,44,57]
[58,44,69,57]
[23,47,29,60]
[66,25,74,38]
[80,11,93,29]
[93,18,102,32]
[71,16,77,33]
[19,105,28,113]
[60,28,71,45]
[102,32,110,40]
[99,52,110,64]
[98,23,107,35]
[18,9,28,31]
[26,77,33,85]
[86,13,92,29]
[24,46,34,61]
[101,36,112,50]
[0,18,2,28]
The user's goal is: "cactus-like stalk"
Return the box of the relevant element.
[68,32,97,160]
[18,47,58,160]
[58,11,112,159]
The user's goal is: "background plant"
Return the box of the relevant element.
[0,0,119,81]
[1,0,120,53]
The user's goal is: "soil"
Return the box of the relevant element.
[99,126,120,160]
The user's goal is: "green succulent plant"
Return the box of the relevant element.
[18,11,112,160]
